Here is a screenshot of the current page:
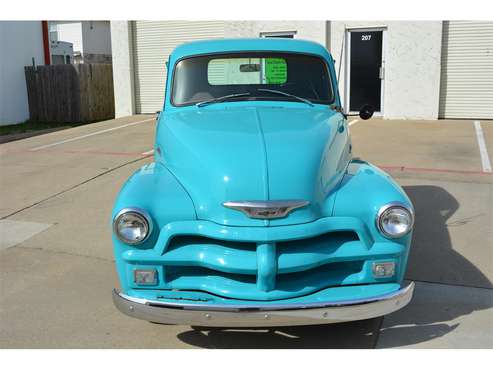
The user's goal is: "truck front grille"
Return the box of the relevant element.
[158,231,366,300]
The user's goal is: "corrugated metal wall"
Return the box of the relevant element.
[132,21,225,113]
[439,21,493,119]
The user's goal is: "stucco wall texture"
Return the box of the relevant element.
[225,21,328,46]
[330,21,443,119]
[110,21,135,118]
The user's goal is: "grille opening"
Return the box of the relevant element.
[166,266,256,284]
[277,231,359,250]
[277,260,364,288]
[167,235,257,252]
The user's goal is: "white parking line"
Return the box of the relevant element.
[474,121,492,173]
[30,118,155,151]
[141,149,154,156]
[348,119,359,126]
[0,220,52,250]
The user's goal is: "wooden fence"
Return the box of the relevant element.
[24,64,115,123]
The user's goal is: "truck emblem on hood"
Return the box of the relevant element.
[222,200,309,219]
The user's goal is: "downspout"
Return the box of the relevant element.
[41,21,51,65]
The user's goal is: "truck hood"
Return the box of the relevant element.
[158,105,349,226]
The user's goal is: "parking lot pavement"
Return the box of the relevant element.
[351,118,493,348]
[0,115,155,218]
[0,116,492,348]
[350,118,491,175]
[377,281,493,348]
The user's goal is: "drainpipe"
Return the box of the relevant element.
[41,21,51,65]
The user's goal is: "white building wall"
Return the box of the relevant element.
[81,21,112,55]
[225,21,328,47]
[331,21,442,119]
[110,21,135,117]
[0,21,45,125]
[52,21,83,53]
[51,21,111,60]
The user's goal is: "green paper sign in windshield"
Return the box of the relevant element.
[264,58,287,84]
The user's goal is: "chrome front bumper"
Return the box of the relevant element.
[112,282,414,327]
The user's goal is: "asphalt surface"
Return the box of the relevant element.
[0,115,492,348]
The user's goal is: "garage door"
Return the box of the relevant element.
[133,21,225,113]
[439,21,493,119]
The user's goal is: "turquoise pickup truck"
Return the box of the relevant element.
[111,38,415,327]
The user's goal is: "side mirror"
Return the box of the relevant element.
[359,104,374,120]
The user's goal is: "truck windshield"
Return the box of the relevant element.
[171,52,334,106]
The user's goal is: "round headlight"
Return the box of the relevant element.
[377,203,414,238]
[113,208,152,245]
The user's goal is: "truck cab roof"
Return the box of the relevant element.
[170,38,332,62]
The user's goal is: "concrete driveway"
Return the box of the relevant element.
[0,115,492,348]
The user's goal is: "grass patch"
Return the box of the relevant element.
[0,121,86,136]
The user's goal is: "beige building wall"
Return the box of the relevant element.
[225,21,328,47]
[110,21,329,117]
[110,21,135,117]
[110,21,443,120]
[330,21,443,119]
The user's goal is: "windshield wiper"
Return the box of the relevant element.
[196,93,251,107]
[257,88,315,107]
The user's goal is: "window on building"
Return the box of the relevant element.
[260,31,297,39]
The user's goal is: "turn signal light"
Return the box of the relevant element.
[134,269,157,285]
[372,262,395,278]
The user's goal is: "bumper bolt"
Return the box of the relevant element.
[129,305,134,312]
[264,314,270,320]
[323,312,328,318]
[205,313,211,320]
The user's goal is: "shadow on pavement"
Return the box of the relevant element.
[404,185,492,289]
[177,318,381,349]
[176,185,492,349]
[376,185,493,347]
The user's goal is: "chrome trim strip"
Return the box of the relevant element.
[112,282,414,327]
[113,207,153,245]
[375,201,415,239]
[223,200,309,219]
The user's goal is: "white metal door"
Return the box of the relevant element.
[132,21,225,113]
[439,21,493,119]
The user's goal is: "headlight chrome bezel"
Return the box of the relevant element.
[376,202,414,239]
[113,207,153,245]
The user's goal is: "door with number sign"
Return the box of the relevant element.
[348,30,384,113]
